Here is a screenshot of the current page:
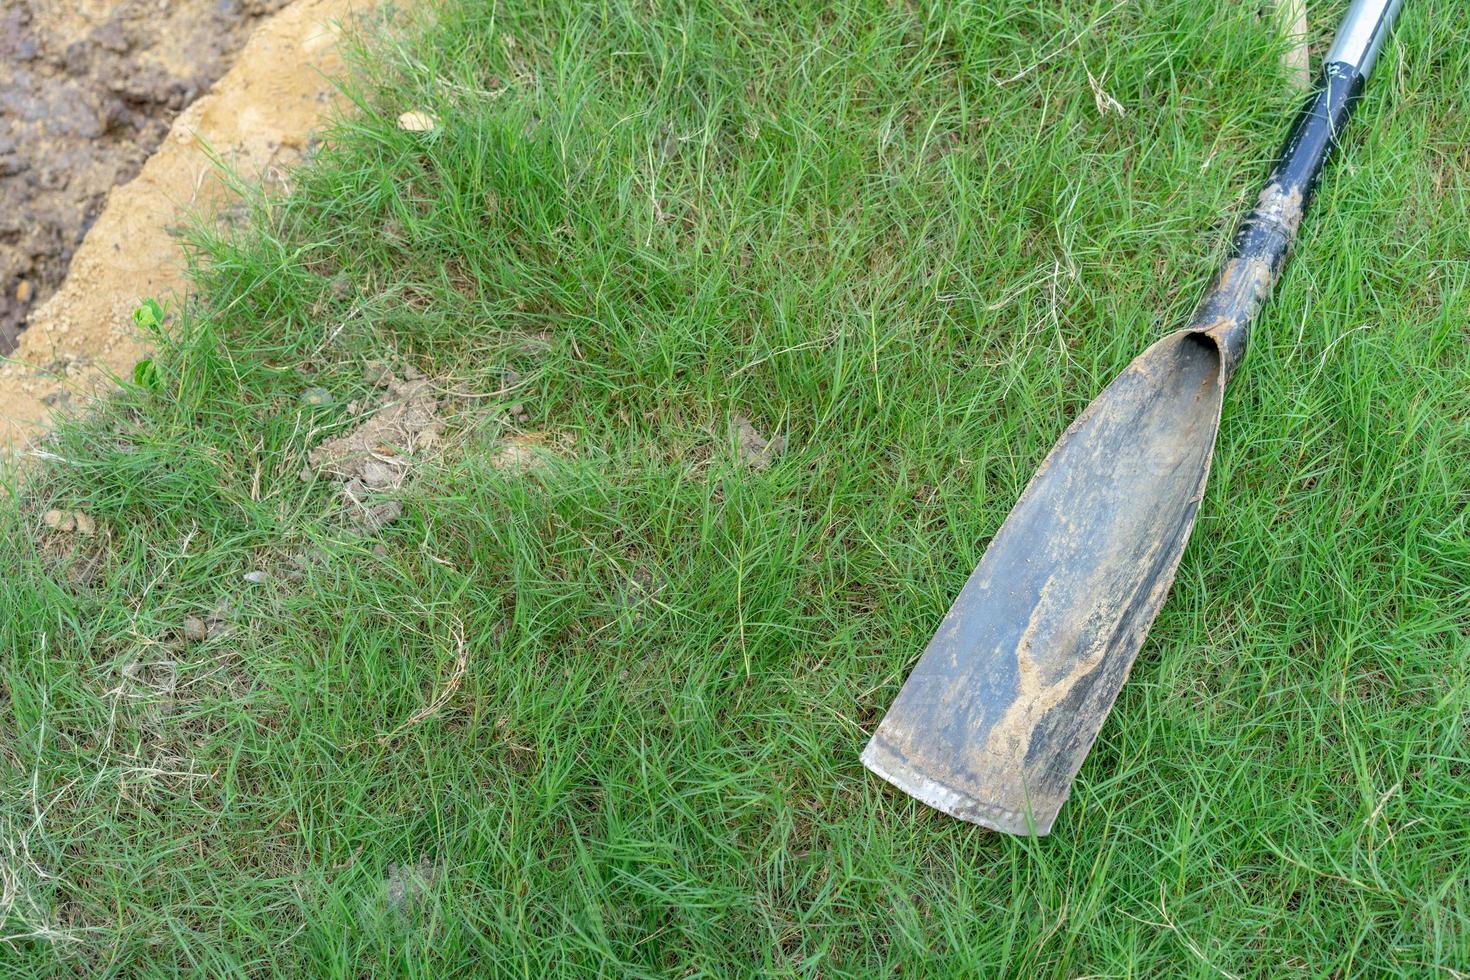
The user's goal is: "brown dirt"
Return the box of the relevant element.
[734,415,786,471]
[0,0,413,451]
[305,361,445,531]
[0,0,290,353]
[492,432,557,474]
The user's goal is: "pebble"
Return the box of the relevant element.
[91,25,131,54]
[397,110,438,133]
[299,386,334,408]
[41,509,95,534]
[360,460,395,487]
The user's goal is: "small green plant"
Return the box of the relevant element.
[131,358,160,391]
[131,297,165,332]
[129,299,165,391]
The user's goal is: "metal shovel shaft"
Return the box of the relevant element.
[1193,0,1403,379]
[862,0,1405,835]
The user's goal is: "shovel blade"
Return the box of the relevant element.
[862,330,1225,835]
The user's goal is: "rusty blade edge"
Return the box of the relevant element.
[860,738,1054,837]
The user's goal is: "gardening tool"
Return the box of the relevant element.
[862,0,1405,835]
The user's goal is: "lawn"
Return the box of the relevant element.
[2,0,1467,974]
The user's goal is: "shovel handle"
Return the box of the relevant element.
[1326,0,1405,76]
[1187,0,1405,376]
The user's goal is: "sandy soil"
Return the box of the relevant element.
[0,0,410,451]
[0,0,290,352]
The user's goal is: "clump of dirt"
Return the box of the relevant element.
[734,415,786,470]
[33,504,110,585]
[305,362,445,531]
[0,0,290,353]
[491,432,556,474]
[181,603,233,644]
[41,507,97,535]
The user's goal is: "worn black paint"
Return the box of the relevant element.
[1194,62,1364,375]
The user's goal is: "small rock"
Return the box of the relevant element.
[396,110,438,133]
[371,543,388,558]
[90,25,131,54]
[15,280,33,304]
[41,509,94,533]
[182,616,209,642]
[359,460,396,488]
[299,386,334,408]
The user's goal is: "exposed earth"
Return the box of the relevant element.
[0,0,291,353]
[0,0,403,449]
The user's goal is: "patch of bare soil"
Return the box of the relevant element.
[0,0,409,450]
[0,0,290,353]
[33,503,112,586]
[491,432,557,474]
[305,362,445,532]
[734,415,786,470]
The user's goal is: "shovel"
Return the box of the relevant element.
[862,0,1406,835]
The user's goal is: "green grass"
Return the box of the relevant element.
[3,0,1468,974]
